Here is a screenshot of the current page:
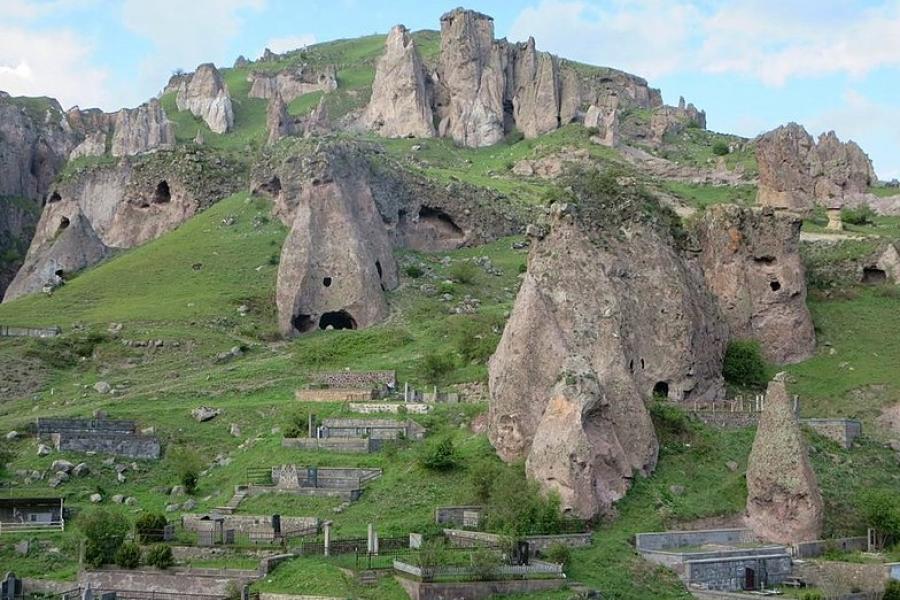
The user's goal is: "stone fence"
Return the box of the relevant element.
[38,417,136,435]
[310,370,396,389]
[395,573,566,600]
[348,402,432,415]
[795,560,895,594]
[0,324,61,338]
[635,528,753,552]
[434,506,484,528]
[181,514,318,536]
[393,558,563,580]
[442,528,592,557]
[295,389,378,402]
[792,536,869,559]
[282,437,372,454]
[54,432,160,459]
[81,567,256,597]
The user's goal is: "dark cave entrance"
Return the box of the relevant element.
[292,313,316,334]
[54,269,65,279]
[58,217,70,232]
[375,260,385,291]
[862,267,887,285]
[769,280,781,292]
[48,191,61,204]
[652,381,670,399]
[323,277,333,287]
[419,205,464,237]
[259,176,282,197]
[153,181,171,204]
[319,311,356,331]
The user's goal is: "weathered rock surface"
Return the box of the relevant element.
[111,99,175,157]
[757,123,876,210]
[489,199,727,518]
[176,64,234,133]
[266,94,294,144]
[248,65,337,104]
[746,373,823,543]
[302,96,330,138]
[695,205,815,364]
[364,25,435,139]
[584,97,619,147]
[511,37,562,140]
[69,131,107,159]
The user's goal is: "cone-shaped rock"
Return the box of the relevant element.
[746,373,823,543]
[266,94,294,144]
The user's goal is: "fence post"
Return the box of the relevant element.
[323,521,332,557]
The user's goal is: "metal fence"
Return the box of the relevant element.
[0,520,65,535]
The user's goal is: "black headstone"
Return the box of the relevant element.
[272,514,281,534]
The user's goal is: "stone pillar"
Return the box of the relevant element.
[308,413,316,438]
[826,208,843,231]
[324,521,332,557]
[367,523,375,554]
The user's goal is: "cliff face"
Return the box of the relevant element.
[110,99,175,157]
[488,201,727,518]
[756,123,876,210]
[248,65,337,104]
[696,205,816,364]
[176,64,234,134]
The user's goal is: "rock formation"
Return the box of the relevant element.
[650,100,706,144]
[266,94,294,144]
[364,25,435,139]
[746,373,823,544]
[303,96,330,138]
[176,64,234,134]
[69,131,107,159]
[583,96,620,147]
[111,99,175,157]
[695,205,815,364]
[756,123,876,210]
[488,199,727,518]
[511,37,562,139]
[248,66,337,104]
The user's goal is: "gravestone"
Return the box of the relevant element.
[197,529,215,546]
[100,593,117,600]
[2,572,22,600]
[224,529,236,545]
[272,514,281,535]
[81,587,93,600]
[307,466,318,488]
[163,524,176,542]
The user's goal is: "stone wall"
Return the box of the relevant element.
[81,568,253,597]
[635,529,753,552]
[295,389,377,402]
[793,536,868,559]
[282,437,371,453]
[442,528,592,557]
[396,575,565,600]
[685,554,792,591]
[435,507,484,527]
[795,560,892,593]
[38,417,136,435]
[689,412,760,429]
[0,325,61,338]
[54,432,160,459]
[310,371,396,388]
[170,545,280,562]
[348,402,431,415]
[182,514,317,535]
[802,419,862,449]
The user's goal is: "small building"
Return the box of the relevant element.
[319,418,425,441]
[36,417,160,459]
[0,497,65,534]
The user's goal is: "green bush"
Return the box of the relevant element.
[470,547,502,580]
[448,261,478,285]
[452,317,500,364]
[469,459,501,503]
[405,265,424,279]
[420,437,460,472]
[146,544,174,569]
[884,580,900,600]
[284,408,311,438]
[800,593,823,600]
[24,332,107,369]
[415,538,447,569]
[78,508,131,568]
[135,512,168,543]
[482,469,564,536]
[544,542,572,568]
[168,446,202,494]
[419,351,455,384]
[722,340,768,388]
[115,542,142,569]
[841,205,876,226]
[711,141,730,156]
[860,489,900,549]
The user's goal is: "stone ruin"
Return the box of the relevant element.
[266,465,383,501]
[746,373,823,544]
[36,417,160,460]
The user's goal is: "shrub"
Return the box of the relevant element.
[284,408,311,438]
[168,446,202,494]
[404,265,424,279]
[448,261,478,285]
[146,544,174,569]
[800,593,823,600]
[884,580,900,600]
[841,205,876,226]
[24,332,107,369]
[135,512,168,543]
[452,318,499,364]
[482,470,564,536]
[416,538,447,569]
[268,253,280,266]
[543,542,572,568]
[438,281,455,295]
[470,547,502,580]
[78,508,130,568]
[722,340,768,388]
[860,489,900,549]
[419,351,455,384]
[712,141,730,156]
[420,437,460,472]
[469,459,501,503]
[115,542,142,569]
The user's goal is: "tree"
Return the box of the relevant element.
[723,340,768,388]
[79,509,131,568]
[135,512,168,543]
[420,437,460,472]
[168,446,202,494]
[860,490,900,549]
[419,351,455,384]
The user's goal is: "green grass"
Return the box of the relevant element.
[868,186,900,198]
[662,181,756,210]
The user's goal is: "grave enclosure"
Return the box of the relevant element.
[37,418,160,460]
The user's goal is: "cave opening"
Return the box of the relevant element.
[153,181,171,204]
[419,205,464,237]
[48,191,62,204]
[375,260,385,291]
[754,256,776,265]
[769,280,781,291]
[862,267,887,285]
[58,217,70,232]
[291,313,316,334]
[259,176,282,196]
[652,381,670,399]
[54,269,65,278]
[323,277,333,287]
[319,311,356,331]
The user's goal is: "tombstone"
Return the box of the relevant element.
[323,521,332,557]
[308,414,316,439]
[409,533,423,549]
[307,466,318,488]
[2,572,22,600]
[224,529,235,545]
[100,593,117,600]
[462,510,481,529]
[81,586,93,600]
[163,524,175,542]
[512,541,530,566]
[367,523,375,554]
[272,514,281,535]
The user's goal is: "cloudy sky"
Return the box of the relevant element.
[1,0,898,178]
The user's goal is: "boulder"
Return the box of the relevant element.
[746,373,823,543]
[488,199,727,518]
[584,98,620,148]
[266,94,294,144]
[89,493,103,503]
[5,431,19,440]
[192,406,221,422]
[37,444,51,456]
[72,462,90,477]
[364,25,435,139]
[112,494,125,504]
[176,63,234,133]
[695,205,815,364]
[110,99,175,157]
[51,459,74,473]
[94,381,112,394]
[124,496,138,506]
[48,472,68,488]
[230,423,242,437]
[756,123,876,210]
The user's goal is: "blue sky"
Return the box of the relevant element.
[1,0,898,179]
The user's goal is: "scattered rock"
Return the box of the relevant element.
[15,540,30,555]
[230,423,241,437]
[37,444,51,456]
[5,431,19,440]
[726,461,739,472]
[165,503,179,513]
[89,493,103,503]
[124,497,138,506]
[72,463,90,477]
[51,460,74,473]
[93,381,111,394]
[170,485,186,497]
[182,499,197,511]
[669,484,685,496]
[192,406,221,422]
[112,494,125,504]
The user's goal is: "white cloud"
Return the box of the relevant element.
[0,25,111,109]
[509,0,900,86]
[264,34,317,55]
[121,0,266,98]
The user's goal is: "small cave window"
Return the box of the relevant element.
[153,181,171,204]
[319,310,357,331]
[323,277,332,288]
[640,358,645,370]
[628,359,634,373]
[259,176,282,197]
[652,381,670,399]
[418,205,464,237]
[375,260,386,291]
[54,269,65,278]
[862,267,887,285]
[58,217,70,232]
[770,280,781,292]
[292,313,316,334]
[48,191,62,204]
[754,256,776,265]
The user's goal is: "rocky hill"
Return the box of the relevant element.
[0,7,899,600]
